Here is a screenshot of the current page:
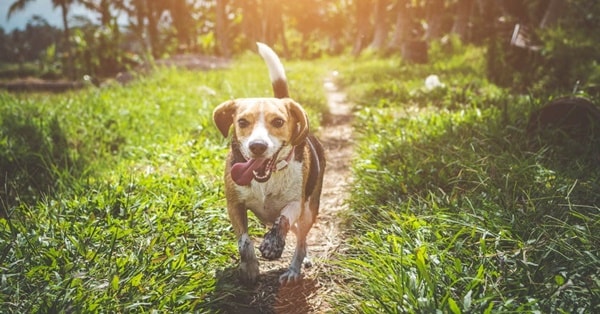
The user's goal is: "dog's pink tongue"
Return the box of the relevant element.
[231,158,267,186]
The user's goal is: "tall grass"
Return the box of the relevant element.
[333,43,599,313]
[0,55,328,312]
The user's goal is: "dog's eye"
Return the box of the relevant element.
[271,118,285,128]
[238,119,250,128]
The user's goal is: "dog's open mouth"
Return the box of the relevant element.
[231,156,278,186]
[231,144,288,186]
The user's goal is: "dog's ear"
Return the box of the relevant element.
[213,100,238,138]
[286,100,309,146]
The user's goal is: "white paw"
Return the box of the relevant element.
[279,268,302,285]
[303,256,313,268]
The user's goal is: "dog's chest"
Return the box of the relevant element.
[236,162,303,223]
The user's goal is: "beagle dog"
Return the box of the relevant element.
[213,43,325,285]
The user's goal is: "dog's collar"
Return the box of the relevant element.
[273,146,295,172]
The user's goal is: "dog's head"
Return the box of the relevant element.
[213,98,309,185]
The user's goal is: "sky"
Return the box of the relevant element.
[0,1,98,31]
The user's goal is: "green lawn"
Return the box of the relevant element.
[0,55,327,312]
[1,44,599,313]
[333,44,599,313]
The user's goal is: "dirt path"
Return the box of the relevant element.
[211,73,354,313]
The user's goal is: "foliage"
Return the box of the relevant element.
[0,18,63,79]
[486,0,600,96]
[535,26,599,94]
[0,57,328,312]
[334,45,600,312]
[340,42,509,112]
[2,0,599,89]
[70,20,138,77]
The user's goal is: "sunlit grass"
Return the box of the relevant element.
[0,55,329,312]
[2,43,598,312]
[333,45,600,313]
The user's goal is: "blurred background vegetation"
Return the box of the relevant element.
[1,0,599,95]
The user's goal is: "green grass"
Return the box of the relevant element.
[0,55,328,312]
[2,43,599,313]
[333,44,600,313]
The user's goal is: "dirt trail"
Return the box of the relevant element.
[214,73,354,313]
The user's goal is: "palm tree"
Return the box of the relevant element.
[7,0,76,79]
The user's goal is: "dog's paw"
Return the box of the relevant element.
[303,256,313,268]
[259,228,286,259]
[239,260,259,285]
[279,267,302,285]
[259,216,289,260]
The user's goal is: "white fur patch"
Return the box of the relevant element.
[257,42,287,83]
[236,160,304,224]
[239,104,283,160]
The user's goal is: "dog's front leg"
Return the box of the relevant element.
[259,214,290,260]
[238,233,259,284]
[279,231,307,284]
[229,203,259,284]
[279,201,313,285]
[259,201,301,260]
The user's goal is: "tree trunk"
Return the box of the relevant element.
[389,0,409,49]
[369,0,389,51]
[540,0,565,29]
[262,1,277,44]
[471,0,498,43]
[215,0,230,56]
[259,0,287,55]
[352,0,372,56]
[451,0,474,41]
[424,0,444,41]
[277,15,289,57]
[99,0,111,26]
[145,0,160,58]
[240,0,260,48]
[59,1,74,79]
[127,0,148,55]
[168,0,193,51]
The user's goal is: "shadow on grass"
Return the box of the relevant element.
[201,265,319,314]
[0,110,83,216]
[527,97,600,167]
[344,100,600,311]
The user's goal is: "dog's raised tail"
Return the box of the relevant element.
[256,42,289,99]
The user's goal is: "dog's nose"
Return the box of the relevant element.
[249,141,268,156]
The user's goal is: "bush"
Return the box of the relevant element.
[486,2,600,97]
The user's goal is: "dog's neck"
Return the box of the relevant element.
[273,146,295,172]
